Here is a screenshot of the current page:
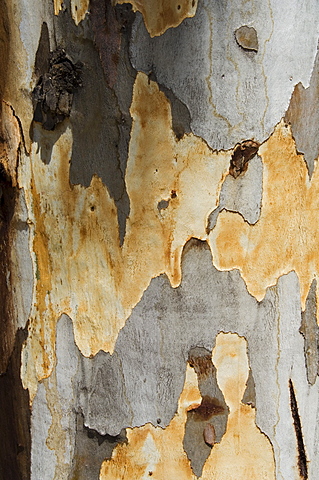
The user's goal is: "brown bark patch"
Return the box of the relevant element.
[235,26,258,52]
[229,140,259,178]
[33,47,82,131]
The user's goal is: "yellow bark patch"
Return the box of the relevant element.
[201,332,275,480]
[53,0,63,15]
[116,0,198,37]
[70,0,90,25]
[99,364,201,480]
[53,0,89,24]
[209,121,319,310]
[20,72,231,400]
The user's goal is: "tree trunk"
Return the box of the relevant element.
[1,1,319,479]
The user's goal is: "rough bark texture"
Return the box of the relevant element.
[1,0,319,479]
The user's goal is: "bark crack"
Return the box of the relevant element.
[289,379,308,480]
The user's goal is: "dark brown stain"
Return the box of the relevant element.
[289,379,308,480]
[0,328,31,480]
[229,140,259,178]
[171,190,177,198]
[90,0,121,88]
[188,351,213,379]
[33,46,82,130]
[90,0,135,88]
[235,26,258,52]
[189,395,225,421]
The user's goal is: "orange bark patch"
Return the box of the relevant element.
[53,0,63,15]
[210,120,319,310]
[116,0,198,37]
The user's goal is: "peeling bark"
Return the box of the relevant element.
[21,71,231,400]
[99,364,201,479]
[1,0,319,478]
[210,121,319,312]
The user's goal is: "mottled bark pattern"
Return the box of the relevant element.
[1,0,319,479]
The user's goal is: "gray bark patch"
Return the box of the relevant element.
[285,49,319,178]
[34,2,136,243]
[70,413,127,480]
[207,154,263,231]
[129,0,319,150]
[299,279,319,385]
[148,71,192,140]
[289,379,308,480]
[183,347,228,476]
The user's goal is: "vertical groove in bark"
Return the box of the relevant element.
[0,163,16,372]
[0,0,15,374]
[0,328,31,480]
[289,379,308,479]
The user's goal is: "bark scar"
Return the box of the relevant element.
[229,140,259,178]
[289,379,308,480]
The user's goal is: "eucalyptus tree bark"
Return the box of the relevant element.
[1,1,319,479]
